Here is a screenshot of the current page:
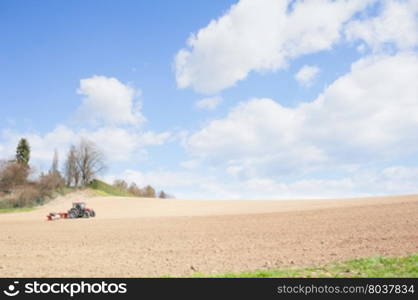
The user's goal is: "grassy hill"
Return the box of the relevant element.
[88,179,134,197]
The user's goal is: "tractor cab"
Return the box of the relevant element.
[73,202,86,210]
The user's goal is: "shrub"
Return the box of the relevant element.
[16,186,41,207]
[0,198,16,209]
[143,185,156,198]
[113,179,128,190]
[128,183,143,197]
[159,190,167,199]
[38,171,65,198]
[0,161,30,192]
[0,186,43,209]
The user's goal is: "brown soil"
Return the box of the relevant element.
[0,192,417,277]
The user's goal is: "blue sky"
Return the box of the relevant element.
[1,0,418,199]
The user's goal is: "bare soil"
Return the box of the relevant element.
[0,192,417,277]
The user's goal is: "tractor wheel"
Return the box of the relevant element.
[83,211,90,218]
[90,210,96,217]
[69,209,77,219]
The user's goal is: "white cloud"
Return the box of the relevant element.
[180,159,200,169]
[356,43,366,53]
[294,65,320,86]
[140,131,171,146]
[345,0,418,52]
[77,75,145,126]
[210,165,418,198]
[175,0,372,94]
[186,53,418,178]
[195,96,223,110]
[282,0,372,56]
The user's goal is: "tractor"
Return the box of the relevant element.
[68,202,96,218]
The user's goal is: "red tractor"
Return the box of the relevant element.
[68,202,96,218]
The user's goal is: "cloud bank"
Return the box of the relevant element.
[175,0,373,94]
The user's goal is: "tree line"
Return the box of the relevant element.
[112,179,171,199]
[0,138,106,208]
[0,137,171,208]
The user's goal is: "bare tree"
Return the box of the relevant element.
[75,139,106,186]
[64,145,79,187]
[46,148,65,191]
[143,185,156,198]
[0,160,30,192]
[128,182,143,197]
[51,149,59,174]
[113,179,128,190]
[158,190,167,199]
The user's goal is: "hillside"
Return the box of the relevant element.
[88,179,135,197]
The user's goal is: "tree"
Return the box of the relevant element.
[128,182,143,197]
[75,139,106,186]
[64,145,80,187]
[38,171,65,197]
[16,138,30,165]
[45,149,65,192]
[113,179,128,190]
[158,190,167,199]
[143,185,156,198]
[51,149,59,174]
[0,161,30,192]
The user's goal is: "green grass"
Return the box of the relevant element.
[88,179,134,197]
[190,254,418,278]
[0,207,35,214]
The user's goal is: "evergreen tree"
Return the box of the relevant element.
[16,138,30,165]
